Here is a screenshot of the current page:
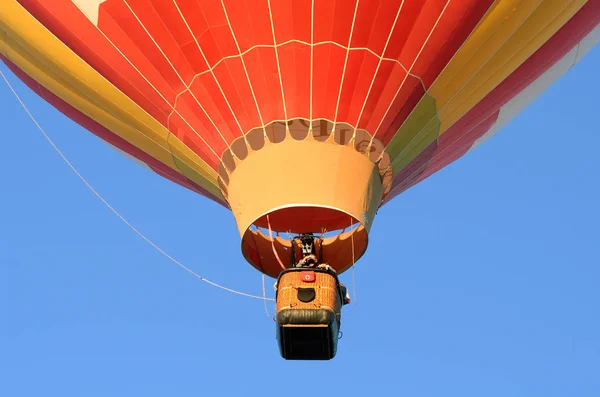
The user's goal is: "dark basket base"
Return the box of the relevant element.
[276,309,339,360]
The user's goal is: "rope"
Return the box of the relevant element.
[266,215,287,270]
[0,67,275,302]
[350,217,358,307]
[261,274,272,317]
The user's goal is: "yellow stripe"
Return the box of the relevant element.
[167,136,225,191]
[431,0,587,134]
[0,34,177,164]
[0,0,223,199]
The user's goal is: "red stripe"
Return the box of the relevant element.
[313,0,357,45]
[311,43,347,121]
[271,0,312,44]
[244,47,286,122]
[336,50,379,123]
[278,42,311,119]
[102,0,192,93]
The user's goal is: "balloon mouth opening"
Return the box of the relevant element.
[252,205,361,234]
[240,205,369,278]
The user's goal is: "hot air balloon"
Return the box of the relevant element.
[2,0,599,359]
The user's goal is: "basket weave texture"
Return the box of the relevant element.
[276,271,341,314]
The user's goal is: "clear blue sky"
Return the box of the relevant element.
[1,45,599,397]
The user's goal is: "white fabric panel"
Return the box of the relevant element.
[469,25,600,152]
[105,142,153,171]
[71,0,107,26]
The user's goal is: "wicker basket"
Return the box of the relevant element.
[275,268,343,360]
[276,269,342,315]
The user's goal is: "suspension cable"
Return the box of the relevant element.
[261,273,273,317]
[350,218,358,307]
[0,67,274,302]
[266,215,287,271]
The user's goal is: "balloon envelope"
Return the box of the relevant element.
[1,0,599,277]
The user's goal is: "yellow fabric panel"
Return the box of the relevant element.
[0,0,222,198]
[429,0,587,134]
[0,33,175,165]
[387,94,440,174]
[167,136,225,198]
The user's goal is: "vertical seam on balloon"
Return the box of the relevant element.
[352,1,406,141]
[172,0,249,144]
[393,0,498,107]
[332,0,361,132]
[121,0,231,151]
[89,12,221,162]
[384,0,550,169]
[309,0,315,125]
[217,0,268,139]
[267,0,289,126]
[93,45,221,174]
[369,0,453,144]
